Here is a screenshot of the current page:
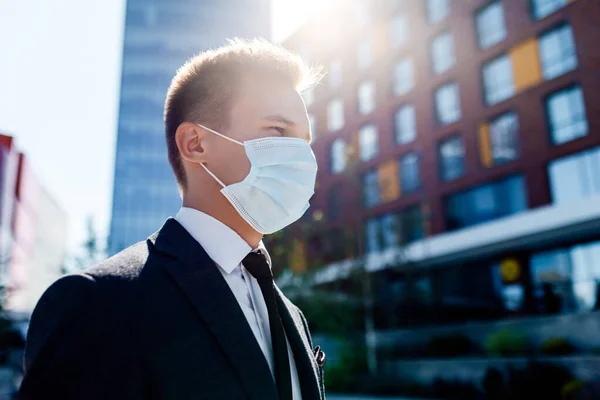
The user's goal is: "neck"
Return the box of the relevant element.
[182,187,263,249]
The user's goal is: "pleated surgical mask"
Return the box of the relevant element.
[197,124,317,234]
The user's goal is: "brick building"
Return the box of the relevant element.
[278,0,600,335]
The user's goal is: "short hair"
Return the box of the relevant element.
[164,38,322,189]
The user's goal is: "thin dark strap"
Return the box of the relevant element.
[243,252,293,400]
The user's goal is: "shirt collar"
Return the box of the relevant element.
[175,207,263,274]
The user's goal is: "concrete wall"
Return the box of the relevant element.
[383,356,600,385]
[376,311,600,351]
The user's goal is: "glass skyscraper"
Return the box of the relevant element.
[109,0,271,255]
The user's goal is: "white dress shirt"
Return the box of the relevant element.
[175,207,302,400]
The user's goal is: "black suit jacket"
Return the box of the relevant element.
[19,218,325,399]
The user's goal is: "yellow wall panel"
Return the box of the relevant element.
[348,131,359,163]
[288,239,307,273]
[378,160,400,202]
[510,39,542,92]
[479,123,493,168]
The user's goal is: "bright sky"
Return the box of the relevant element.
[0,0,323,254]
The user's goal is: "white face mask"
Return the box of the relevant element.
[197,124,318,234]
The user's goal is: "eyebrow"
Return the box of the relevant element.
[264,114,311,142]
[264,114,296,127]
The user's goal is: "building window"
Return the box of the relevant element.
[354,0,371,27]
[547,86,588,145]
[329,61,342,89]
[330,139,346,174]
[476,1,507,49]
[390,14,408,48]
[358,39,372,70]
[548,147,600,205]
[482,55,515,105]
[358,81,376,115]
[395,104,417,145]
[302,89,314,107]
[427,0,450,24]
[379,215,401,252]
[366,206,424,253]
[439,136,466,182]
[445,175,527,231]
[532,0,568,20]
[367,206,425,253]
[381,214,400,250]
[366,215,399,254]
[327,98,345,132]
[366,214,399,253]
[363,170,380,208]
[328,184,343,221]
[539,24,577,81]
[489,112,519,165]
[359,125,379,162]
[532,241,600,313]
[394,58,414,96]
[366,219,381,254]
[431,32,455,74]
[400,153,420,194]
[435,82,461,125]
[308,114,317,141]
[398,206,425,243]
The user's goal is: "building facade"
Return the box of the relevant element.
[108,0,271,255]
[25,184,68,311]
[0,135,67,312]
[280,0,600,335]
[0,136,19,287]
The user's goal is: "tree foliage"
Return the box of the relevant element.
[62,215,106,274]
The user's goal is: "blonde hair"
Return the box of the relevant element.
[164,38,322,188]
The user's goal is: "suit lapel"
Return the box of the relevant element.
[275,287,322,400]
[152,218,278,400]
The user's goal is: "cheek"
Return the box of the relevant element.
[215,146,251,185]
[229,154,251,183]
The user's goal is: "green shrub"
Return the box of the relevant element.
[293,290,363,336]
[541,338,576,356]
[561,379,586,400]
[323,338,368,393]
[485,329,530,357]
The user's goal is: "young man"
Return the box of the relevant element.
[19,39,325,400]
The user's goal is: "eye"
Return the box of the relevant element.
[269,126,285,135]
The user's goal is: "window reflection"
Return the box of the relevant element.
[370,234,600,330]
[531,240,600,314]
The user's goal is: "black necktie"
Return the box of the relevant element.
[243,251,293,400]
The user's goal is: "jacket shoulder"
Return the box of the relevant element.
[25,273,97,371]
[84,239,154,282]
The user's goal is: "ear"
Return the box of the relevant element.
[176,122,207,164]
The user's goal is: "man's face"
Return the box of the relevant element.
[203,75,311,186]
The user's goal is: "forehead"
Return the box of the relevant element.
[232,75,308,125]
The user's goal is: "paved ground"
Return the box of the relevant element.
[328,395,434,400]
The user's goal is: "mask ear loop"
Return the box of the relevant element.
[199,163,226,188]
[197,123,244,146]
[196,124,244,188]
